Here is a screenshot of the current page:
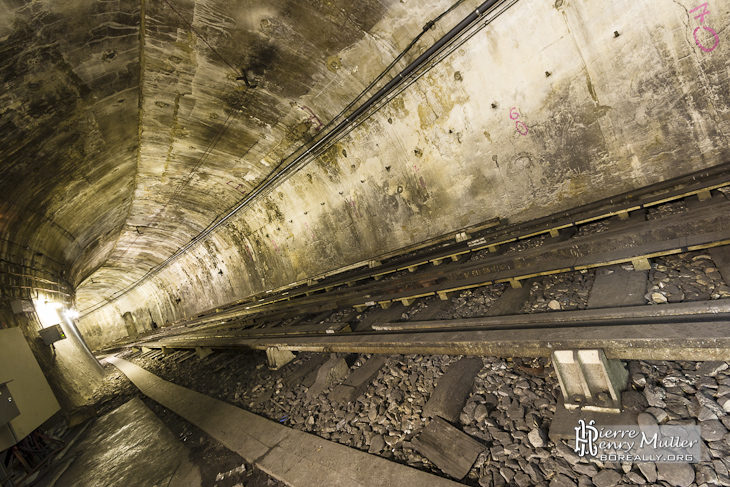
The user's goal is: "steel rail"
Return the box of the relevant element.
[114,319,730,362]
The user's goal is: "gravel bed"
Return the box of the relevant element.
[503,234,551,254]
[470,247,497,262]
[401,295,437,320]
[466,358,730,487]
[522,270,596,313]
[326,307,357,322]
[646,251,730,304]
[121,348,730,487]
[646,201,689,220]
[383,269,411,281]
[468,234,550,263]
[83,361,140,417]
[436,284,507,319]
[574,220,611,238]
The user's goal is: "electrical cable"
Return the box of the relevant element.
[78,0,516,317]
[312,0,469,140]
[250,0,471,196]
[302,0,519,162]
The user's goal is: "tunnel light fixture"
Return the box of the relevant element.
[34,299,64,329]
[64,309,80,320]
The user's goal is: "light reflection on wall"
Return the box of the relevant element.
[33,296,63,329]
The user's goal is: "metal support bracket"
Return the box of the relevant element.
[552,349,628,413]
[266,347,295,370]
[455,232,471,243]
[195,346,213,359]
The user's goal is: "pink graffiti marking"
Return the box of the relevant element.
[350,197,362,218]
[516,120,529,136]
[413,165,426,188]
[689,3,720,52]
[270,239,280,254]
[694,26,720,52]
[690,3,711,23]
[300,105,323,131]
[245,244,254,260]
[509,107,529,136]
[305,222,316,239]
[226,181,246,195]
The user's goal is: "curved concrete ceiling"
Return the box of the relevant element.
[1,0,728,347]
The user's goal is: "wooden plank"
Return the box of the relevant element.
[411,417,484,480]
[306,356,349,399]
[484,281,532,316]
[174,351,196,364]
[422,357,483,422]
[409,298,450,321]
[587,266,648,308]
[283,354,329,387]
[329,355,388,403]
[709,245,730,286]
[161,350,185,361]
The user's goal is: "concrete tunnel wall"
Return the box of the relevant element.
[78,0,730,349]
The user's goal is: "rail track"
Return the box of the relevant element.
[97,171,730,361]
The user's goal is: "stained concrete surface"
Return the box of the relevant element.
[50,361,284,487]
[71,0,730,348]
[1,0,729,442]
[48,397,202,487]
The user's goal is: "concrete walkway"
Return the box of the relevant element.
[107,357,463,487]
[37,397,201,487]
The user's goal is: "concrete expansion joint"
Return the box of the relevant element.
[252,437,284,467]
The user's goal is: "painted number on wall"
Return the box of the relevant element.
[690,3,720,52]
[349,197,363,218]
[226,181,246,195]
[304,222,316,240]
[509,107,528,136]
[413,165,427,188]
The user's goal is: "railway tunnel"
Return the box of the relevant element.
[1,0,730,485]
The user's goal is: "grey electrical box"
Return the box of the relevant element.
[9,300,34,314]
[0,382,20,426]
[39,324,66,346]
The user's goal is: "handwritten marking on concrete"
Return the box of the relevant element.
[226,181,246,195]
[305,223,316,240]
[350,197,363,218]
[413,165,427,188]
[299,105,323,131]
[509,107,528,136]
[690,3,720,52]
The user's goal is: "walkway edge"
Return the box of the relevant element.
[107,357,464,487]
